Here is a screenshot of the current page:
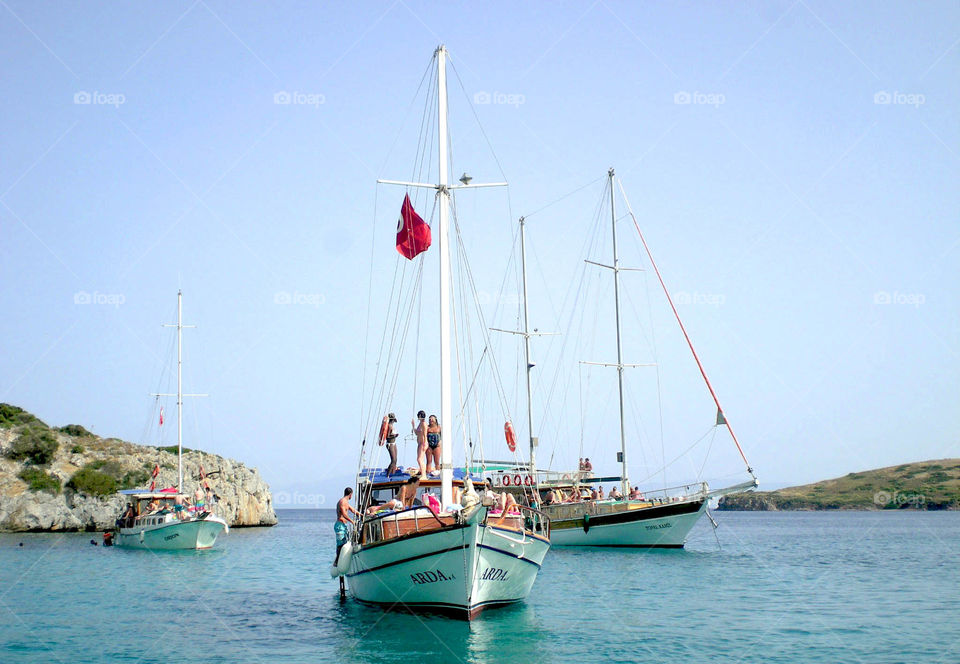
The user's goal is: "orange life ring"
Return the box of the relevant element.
[378,418,389,445]
[524,475,533,486]
[513,474,522,486]
[504,421,516,452]
[502,474,511,486]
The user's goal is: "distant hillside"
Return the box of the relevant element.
[0,403,278,531]
[718,459,960,511]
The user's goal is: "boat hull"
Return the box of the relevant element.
[546,498,706,547]
[345,509,549,619]
[115,516,228,550]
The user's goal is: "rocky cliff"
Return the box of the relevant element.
[0,404,277,532]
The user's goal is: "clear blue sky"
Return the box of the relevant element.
[1,1,957,506]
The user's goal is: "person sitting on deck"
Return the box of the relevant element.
[590,486,599,501]
[543,489,557,505]
[566,488,582,503]
[610,486,623,501]
[583,458,593,474]
[122,503,136,527]
[598,486,606,499]
[366,497,402,515]
[397,475,421,508]
[628,486,639,500]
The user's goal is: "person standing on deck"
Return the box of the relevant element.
[412,410,427,476]
[379,413,399,476]
[426,415,442,476]
[335,488,360,565]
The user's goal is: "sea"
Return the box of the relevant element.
[1,509,957,663]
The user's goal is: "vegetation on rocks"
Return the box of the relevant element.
[0,403,43,428]
[718,459,960,511]
[67,466,117,497]
[18,467,61,494]
[4,427,59,466]
[58,424,92,437]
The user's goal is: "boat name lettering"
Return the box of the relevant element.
[410,569,451,585]
[644,523,672,530]
[164,532,180,540]
[480,567,509,581]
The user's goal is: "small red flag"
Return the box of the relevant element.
[396,194,431,260]
[159,407,164,427]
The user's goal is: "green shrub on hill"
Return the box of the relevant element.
[5,427,59,465]
[67,466,117,497]
[0,404,42,428]
[70,445,85,454]
[18,467,61,494]
[58,424,91,437]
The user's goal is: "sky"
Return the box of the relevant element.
[1,1,957,507]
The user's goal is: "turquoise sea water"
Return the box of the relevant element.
[1,510,958,663]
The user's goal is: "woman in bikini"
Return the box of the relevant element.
[426,415,442,476]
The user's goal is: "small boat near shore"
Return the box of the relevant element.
[113,291,228,551]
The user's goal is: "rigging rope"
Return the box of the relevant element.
[617,180,754,476]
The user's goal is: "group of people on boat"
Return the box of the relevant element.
[116,486,218,528]
[577,458,594,474]
[378,410,442,477]
[540,484,647,506]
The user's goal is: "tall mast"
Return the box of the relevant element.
[437,45,454,508]
[177,289,183,493]
[608,168,630,497]
[376,46,508,506]
[519,216,536,477]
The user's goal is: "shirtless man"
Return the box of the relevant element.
[335,487,360,565]
[412,410,427,476]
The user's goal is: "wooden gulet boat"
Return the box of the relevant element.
[330,45,550,619]
[496,169,758,547]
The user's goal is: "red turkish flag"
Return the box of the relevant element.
[396,194,431,260]
[159,407,164,427]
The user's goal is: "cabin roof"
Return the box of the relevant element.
[358,467,485,485]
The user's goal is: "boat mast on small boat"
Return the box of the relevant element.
[113,291,228,550]
[332,45,550,619]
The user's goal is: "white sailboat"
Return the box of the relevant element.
[113,291,228,550]
[332,45,550,619]
[495,169,758,547]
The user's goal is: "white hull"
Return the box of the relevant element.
[547,498,707,547]
[345,508,549,618]
[116,515,228,550]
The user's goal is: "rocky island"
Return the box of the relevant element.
[0,403,278,532]
[718,459,960,511]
